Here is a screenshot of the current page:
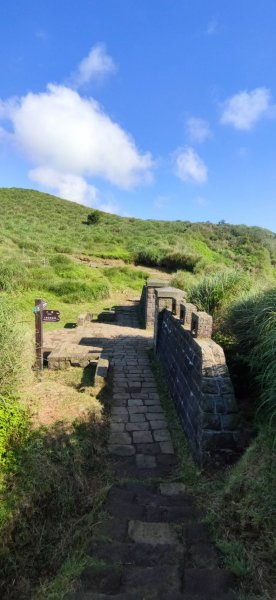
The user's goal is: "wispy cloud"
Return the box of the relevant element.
[220,87,272,130]
[206,17,219,36]
[97,200,120,214]
[193,196,208,206]
[154,195,169,209]
[186,117,212,143]
[174,147,208,184]
[35,30,48,42]
[71,44,116,88]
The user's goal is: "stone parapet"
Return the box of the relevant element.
[155,306,241,466]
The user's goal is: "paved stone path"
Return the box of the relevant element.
[58,303,235,599]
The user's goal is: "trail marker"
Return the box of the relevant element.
[33,300,60,370]
[42,310,60,322]
[34,298,43,370]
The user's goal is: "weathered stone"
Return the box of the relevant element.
[125,422,149,433]
[128,406,147,414]
[128,521,180,545]
[135,443,160,455]
[159,483,186,495]
[221,414,240,430]
[121,565,181,594]
[108,445,135,456]
[109,432,132,445]
[153,429,172,442]
[136,454,156,469]
[133,431,153,444]
[127,399,144,407]
[111,407,128,416]
[146,412,165,420]
[129,413,146,422]
[110,422,125,433]
[184,568,235,595]
[160,442,174,454]
[149,420,167,430]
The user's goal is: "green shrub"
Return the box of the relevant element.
[226,288,276,419]
[188,270,252,315]
[160,252,200,272]
[0,395,28,471]
[86,210,101,225]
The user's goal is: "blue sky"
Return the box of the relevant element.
[0,0,276,231]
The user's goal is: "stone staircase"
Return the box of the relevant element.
[64,482,235,599]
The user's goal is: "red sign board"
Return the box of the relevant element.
[42,309,60,322]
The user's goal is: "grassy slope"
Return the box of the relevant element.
[1,188,275,599]
[1,187,275,277]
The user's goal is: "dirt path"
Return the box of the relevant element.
[58,304,235,599]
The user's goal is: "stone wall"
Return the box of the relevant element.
[148,288,241,466]
[140,279,170,328]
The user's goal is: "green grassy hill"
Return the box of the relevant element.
[1,187,276,278]
[0,188,275,599]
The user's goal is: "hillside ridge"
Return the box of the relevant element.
[1,188,275,278]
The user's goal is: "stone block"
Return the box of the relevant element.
[159,483,186,495]
[136,454,157,469]
[108,445,135,456]
[133,431,153,444]
[153,429,172,442]
[128,521,179,545]
[109,432,132,445]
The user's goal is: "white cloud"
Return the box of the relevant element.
[97,201,120,214]
[174,147,208,184]
[29,167,98,205]
[0,84,153,191]
[186,117,212,143]
[220,87,271,130]
[72,44,116,87]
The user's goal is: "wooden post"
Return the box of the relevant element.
[35,298,43,370]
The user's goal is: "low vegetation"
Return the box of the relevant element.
[0,187,275,599]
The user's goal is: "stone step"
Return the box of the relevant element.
[87,541,184,567]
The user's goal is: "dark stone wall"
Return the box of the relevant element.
[156,309,241,466]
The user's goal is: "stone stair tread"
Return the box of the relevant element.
[121,565,181,594]
[184,568,235,595]
[87,541,184,566]
[128,520,180,545]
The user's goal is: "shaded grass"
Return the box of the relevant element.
[0,392,112,600]
[149,350,276,599]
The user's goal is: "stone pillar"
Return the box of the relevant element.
[153,287,186,350]
[144,279,170,328]
[191,311,213,338]
[180,302,197,330]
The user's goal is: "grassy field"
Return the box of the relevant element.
[0,187,275,599]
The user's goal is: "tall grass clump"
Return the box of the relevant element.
[227,288,276,420]
[0,259,29,292]
[47,280,110,303]
[187,270,252,316]
[0,298,32,395]
[0,298,32,470]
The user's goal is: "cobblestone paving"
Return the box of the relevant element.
[59,303,235,599]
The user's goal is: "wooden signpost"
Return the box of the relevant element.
[33,300,60,371]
